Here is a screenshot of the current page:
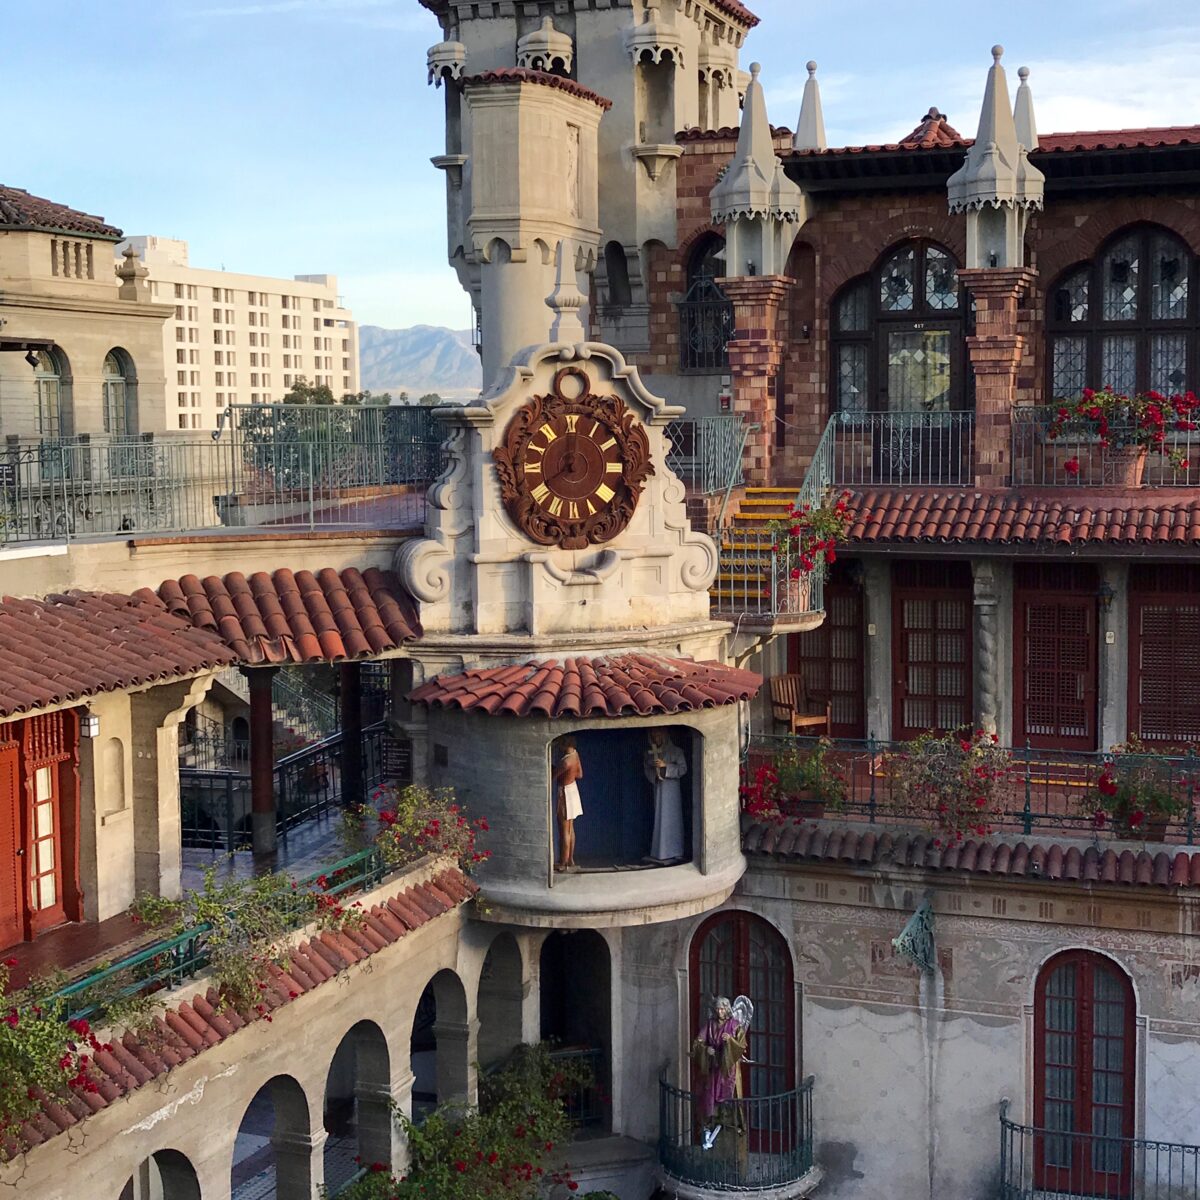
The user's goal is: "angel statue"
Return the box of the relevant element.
[690,994,754,1153]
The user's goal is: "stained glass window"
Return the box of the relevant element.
[835,343,868,412]
[924,247,959,311]
[1150,232,1189,321]
[1053,268,1089,324]
[1101,234,1140,322]
[879,246,915,312]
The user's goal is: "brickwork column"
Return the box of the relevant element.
[959,267,1037,487]
[719,275,794,485]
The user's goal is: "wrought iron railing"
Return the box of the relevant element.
[678,280,733,373]
[1012,406,1200,488]
[49,846,389,1022]
[1000,1100,1200,1199]
[659,1074,815,1192]
[713,524,826,626]
[549,1047,606,1128]
[665,415,747,496]
[180,721,388,851]
[811,410,976,488]
[273,667,339,743]
[747,734,1200,844]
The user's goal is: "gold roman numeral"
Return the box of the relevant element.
[600,437,616,451]
[532,483,551,505]
[539,423,558,442]
[605,461,622,474]
[565,414,579,433]
[525,461,542,478]
[547,496,564,517]
[566,501,579,520]
[596,483,615,503]
[585,498,597,516]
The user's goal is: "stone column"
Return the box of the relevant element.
[390,1067,417,1174]
[1098,561,1130,751]
[129,676,214,899]
[356,1080,401,1170]
[719,275,794,485]
[973,560,1001,737]
[339,662,364,806]
[246,667,279,857]
[861,558,893,742]
[958,267,1037,488]
[272,1127,326,1199]
[434,1017,479,1106]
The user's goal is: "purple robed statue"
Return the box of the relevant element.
[690,995,751,1150]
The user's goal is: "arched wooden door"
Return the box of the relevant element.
[1034,951,1136,1197]
[690,911,795,1098]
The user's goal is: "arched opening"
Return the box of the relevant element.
[32,346,72,440]
[603,241,633,309]
[118,1149,201,1200]
[478,933,524,1071]
[540,929,610,1130]
[411,968,470,1121]
[679,234,731,372]
[231,1074,312,1199]
[1033,950,1136,1194]
[324,1020,392,1189]
[1046,223,1197,400]
[103,347,137,436]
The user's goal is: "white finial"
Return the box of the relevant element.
[794,58,827,151]
[750,62,761,79]
[992,44,1004,63]
[545,241,587,345]
[1014,63,1038,151]
[1018,65,1029,81]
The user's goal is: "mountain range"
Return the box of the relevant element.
[358,325,482,400]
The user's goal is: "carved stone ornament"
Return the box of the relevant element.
[493,366,654,551]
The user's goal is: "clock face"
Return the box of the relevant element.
[493,367,654,550]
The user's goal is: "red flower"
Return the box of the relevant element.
[1063,458,1080,476]
[455,1160,468,1173]
[1129,810,1146,827]
[1097,770,1118,798]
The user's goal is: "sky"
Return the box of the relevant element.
[6,0,1199,331]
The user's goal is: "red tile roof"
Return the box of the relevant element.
[463,69,612,111]
[410,654,762,718]
[7,868,476,1158]
[848,489,1200,549]
[146,567,422,665]
[706,0,759,27]
[677,124,793,143]
[0,592,236,721]
[0,186,123,240]
[898,107,966,148]
[743,818,1200,888]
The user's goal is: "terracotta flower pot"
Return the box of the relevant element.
[1107,446,1147,487]
[775,573,812,615]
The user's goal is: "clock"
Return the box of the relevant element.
[493,366,654,550]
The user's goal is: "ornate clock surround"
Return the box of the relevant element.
[493,366,654,550]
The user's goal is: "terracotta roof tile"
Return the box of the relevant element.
[0,185,123,239]
[848,489,1200,548]
[149,566,421,665]
[0,591,237,721]
[410,654,762,718]
[14,868,477,1155]
[743,816,1200,889]
[463,69,612,110]
[898,107,965,147]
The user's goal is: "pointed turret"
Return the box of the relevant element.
[793,61,827,151]
[710,63,807,277]
[947,46,1044,268]
[1014,65,1038,151]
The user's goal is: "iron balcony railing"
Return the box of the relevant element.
[1012,406,1200,488]
[180,721,388,852]
[1000,1100,1200,1199]
[49,845,391,1023]
[813,409,976,488]
[747,734,1200,844]
[665,415,747,496]
[713,524,826,626]
[659,1074,815,1193]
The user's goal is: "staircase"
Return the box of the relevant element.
[711,487,797,610]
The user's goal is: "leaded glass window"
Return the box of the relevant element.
[924,247,959,311]
[836,344,868,412]
[1046,226,1198,401]
[836,281,869,332]
[880,246,915,312]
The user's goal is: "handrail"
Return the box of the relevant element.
[715,420,757,528]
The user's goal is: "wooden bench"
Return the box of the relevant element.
[769,673,832,737]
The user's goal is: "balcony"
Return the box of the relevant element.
[1012,406,1200,488]
[712,526,827,634]
[658,1075,820,1198]
[818,409,976,488]
[1000,1101,1200,1199]
[665,415,748,497]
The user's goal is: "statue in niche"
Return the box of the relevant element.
[690,995,753,1155]
[644,728,686,864]
[553,737,583,871]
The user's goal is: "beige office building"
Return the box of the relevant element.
[117,235,360,430]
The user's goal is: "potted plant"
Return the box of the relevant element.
[1048,387,1198,486]
[1088,737,1190,841]
[775,738,847,819]
[765,490,857,613]
[884,728,1012,845]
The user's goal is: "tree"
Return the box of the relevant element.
[341,389,394,407]
[281,376,335,405]
[417,393,443,405]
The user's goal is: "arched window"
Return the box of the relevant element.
[679,234,732,372]
[103,349,136,436]
[690,911,794,1096]
[1033,951,1135,1195]
[1048,225,1197,400]
[33,349,66,439]
[831,240,966,412]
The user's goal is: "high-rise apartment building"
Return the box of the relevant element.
[116,236,360,430]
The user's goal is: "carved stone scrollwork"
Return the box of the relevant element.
[398,538,453,605]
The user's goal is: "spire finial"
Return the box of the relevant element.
[750,61,761,79]
[1014,62,1038,151]
[793,58,827,151]
[992,44,1004,63]
[1018,65,1029,81]
[807,60,817,77]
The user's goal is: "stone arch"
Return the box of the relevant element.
[118,1149,201,1200]
[102,346,138,436]
[411,967,470,1118]
[602,241,633,308]
[323,1019,393,1188]
[678,223,726,271]
[32,343,74,439]
[477,932,524,1070]
[231,1074,314,1198]
[819,218,966,303]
